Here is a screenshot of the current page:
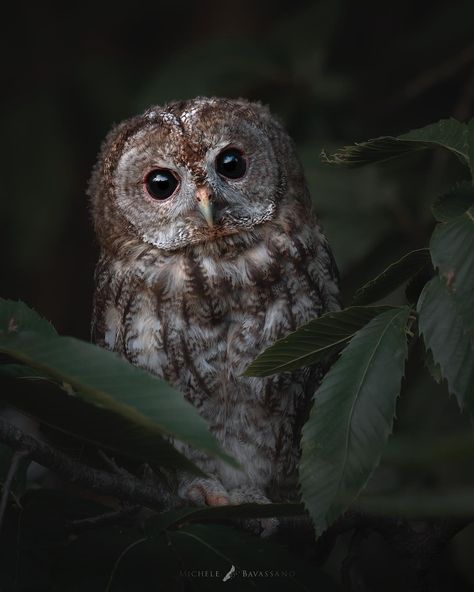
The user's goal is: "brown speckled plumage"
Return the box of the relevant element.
[89,97,340,525]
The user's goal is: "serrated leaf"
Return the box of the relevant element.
[430,206,474,337]
[321,118,469,168]
[0,301,237,467]
[423,346,442,384]
[0,375,201,474]
[244,306,392,377]
[417,276,474,411]
[431,182,474,222]
[352,249,431,305]
[300,307,410,536]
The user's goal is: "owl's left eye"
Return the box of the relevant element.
[145,169,179,200]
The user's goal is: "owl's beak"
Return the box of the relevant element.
[196,186,214,228]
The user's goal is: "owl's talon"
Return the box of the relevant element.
[182,477,230,506]
[206,494,230,506]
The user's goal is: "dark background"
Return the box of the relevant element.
[2,0,473,338]
[1,1,473,588]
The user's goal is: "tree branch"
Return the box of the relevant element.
[0,448,28,531]
[0,418,168,510]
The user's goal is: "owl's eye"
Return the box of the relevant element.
[145,169,179,200]
[216,148,246,179]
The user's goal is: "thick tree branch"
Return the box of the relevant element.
[0,418,168,509]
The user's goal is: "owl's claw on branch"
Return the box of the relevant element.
[181,477,230,506]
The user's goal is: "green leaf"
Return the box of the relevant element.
[430,206,474,337]
[417,276,474,411]
[321,118,469,168]
[145,502,305,534]
[0,376,201,474]
[300,307,410,536]
[0,298,57,338]
[352,249,431,305]
[431,182,474,222]
[0,364,43,378]
[244,306,392,377]
[0,301,237,467]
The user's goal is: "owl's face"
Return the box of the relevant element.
[91,98,303,252]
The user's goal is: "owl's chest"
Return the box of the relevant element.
[114,233,324,409]
[125,258,265,390]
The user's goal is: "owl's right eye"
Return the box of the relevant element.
[145,169,179,200]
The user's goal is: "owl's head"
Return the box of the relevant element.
[89,97,306,253]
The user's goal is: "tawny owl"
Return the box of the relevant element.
[89,97,340,525]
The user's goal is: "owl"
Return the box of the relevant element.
[89,97,340,528]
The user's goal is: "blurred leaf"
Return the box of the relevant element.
[430,206,474,337]
[0,376,201,474]
[357,488,474,518]
[0,363,43,378]
[352,249,431,305]
[431,182,474,222]
[0,300,237,467]
[321,118,469,168]
[0,298,57,338]
[145,503,305,534]
[418,276,474,411]
[300,307,410,535]
[244,306,391,376]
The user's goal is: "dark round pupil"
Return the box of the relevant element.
[145,169,178,200]
[216,149,246,179]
